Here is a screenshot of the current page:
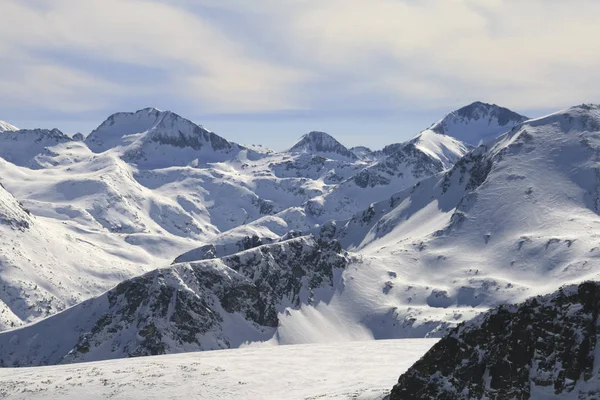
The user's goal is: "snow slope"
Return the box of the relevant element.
[0,339,436,400]
[309,104,600,336]
[0,121,18,132]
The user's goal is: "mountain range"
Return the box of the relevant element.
[1,101,600,381]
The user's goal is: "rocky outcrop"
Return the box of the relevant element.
[389,281,600,399]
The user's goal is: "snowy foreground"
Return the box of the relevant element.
[0,339,436,400]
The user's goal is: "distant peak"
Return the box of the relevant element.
[288,131,358,160]
[428,102,528,145]
[452,101,526,124]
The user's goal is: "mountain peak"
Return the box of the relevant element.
[288,131,358,160]
[0,120,19,133]
[86,108,214,152]
[428,102,528,145]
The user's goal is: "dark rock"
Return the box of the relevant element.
[389,281,600,399]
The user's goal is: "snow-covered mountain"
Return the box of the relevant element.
[0,120,18,132]
[4,101,570,359]
[390,281,600,399]
[427,101,528,145]
[306,104,600,337]
[86,107,255,169]
[299,129,471,222]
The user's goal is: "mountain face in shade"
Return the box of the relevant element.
[389,281,600,400]
[287,131,358,161]
[428,101,529,145]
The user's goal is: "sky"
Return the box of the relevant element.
[1,0,599,150]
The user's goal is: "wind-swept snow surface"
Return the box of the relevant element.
[0,339,436,400]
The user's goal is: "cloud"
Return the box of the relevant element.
[0,0,309,114]
[0,0,599,117]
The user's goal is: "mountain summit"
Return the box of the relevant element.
[85,107,249,168]
[428,101,528,145]
[287,131,358,160]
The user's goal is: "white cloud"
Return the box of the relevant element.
[0,0,309,113]
[0,0,599,115]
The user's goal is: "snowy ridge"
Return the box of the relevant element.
[307,103,600,338]
[409,129,472,168]
[302,139,463,222]
[0,235,351,366]
[349,145,375,161]
[0,120,18,132]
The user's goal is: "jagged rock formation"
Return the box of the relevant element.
[389,281,600,400]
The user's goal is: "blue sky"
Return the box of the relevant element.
[1,0,599,150]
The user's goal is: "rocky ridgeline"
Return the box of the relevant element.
[0,235,351,366]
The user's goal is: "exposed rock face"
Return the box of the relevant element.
[389,281,600,400]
